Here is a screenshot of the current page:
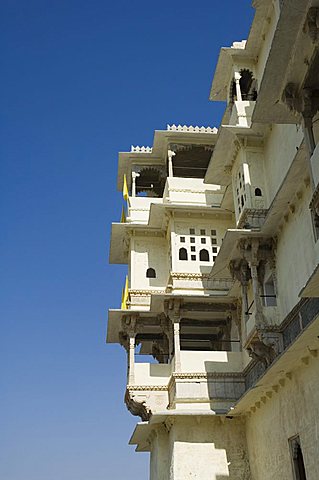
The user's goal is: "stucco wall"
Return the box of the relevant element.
[168,417,251,480]
[130,236,168,290]
[246,356,319,480]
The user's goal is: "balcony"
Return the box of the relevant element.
[163,177,224,206]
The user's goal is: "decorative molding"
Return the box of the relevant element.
[130,145,152,153]
[127,385,168,391]
[129,289,166,296]
[166,124,218,133]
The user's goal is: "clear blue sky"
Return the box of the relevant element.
[1,1,254,479]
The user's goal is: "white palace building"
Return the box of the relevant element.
[107,1,319,479]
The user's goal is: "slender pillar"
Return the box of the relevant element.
[173,320,181,372]
[234,71,242,102]
[249,262,263,326]
[131,172,140,197]
[128,333,136,384]
[167,150,176,177]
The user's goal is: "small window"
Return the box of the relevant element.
[146,268,156,278]
[191,255,196,261]
[289,436,307,480]
[213,256,217,261]
[189,228,195,234]
[200,229,206,235]
[212,247,217,253]
[179,248,188,261]
[180,236,186,243]
[263,274,277,306]
[211,238,217,245]
[255,187,262,197]
[241,195,244,207]
[199,249,209,262]
[190,237,195,243]
[201,238,206,244]
[211,230,216,236]
[191,246,195,252]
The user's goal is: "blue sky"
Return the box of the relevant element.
[1,1,254,479]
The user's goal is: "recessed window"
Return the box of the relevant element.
[180,236,185,243]
[191,246,195,252]
[146,268,156,278]
[212,247,217,253]
[289,436,307,480]
[200,229,206,235]
[211,230,216,236]
[199,249,209,262]
[179,248,188,261]
[191,255,196,261]
[211,238,217,245]
[190,237,195,243]
[255,187,262,197]
[213,255,217,261]
[201,238,206,244]
[189,228,195,234]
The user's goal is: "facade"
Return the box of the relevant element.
[107,1,319,479]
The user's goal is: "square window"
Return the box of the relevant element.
[200,229,206,235]
[212,247,217,253]
[180,237,185,243]
[213,256,217,261]
[201,238,206,244]
[211,238,217,245]
[189,228,195,234]
[190,237,195,243]
[191,255,196,261]
[191,246,195,252]
[211,230,216,236]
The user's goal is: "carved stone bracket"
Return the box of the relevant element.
[246,327,283,368]
[304,7,319,44]
[124,389,151,421]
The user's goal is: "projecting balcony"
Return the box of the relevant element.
[125,350,245,419]
[126,196,163,224]
[163,177,224,206]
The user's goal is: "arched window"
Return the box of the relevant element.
[199,249,209,262]
[146,267,156,278]
[179,248,188,261]
[255,187,262,197]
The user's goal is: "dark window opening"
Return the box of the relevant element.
[190,237,195,243]
[199,249,209,262]
[200,229,206,235]
[189,228,195,234]
[146,267,156,278]
[191,246,195,252]
[179,248,188,261]
[211,230,216,236]
[180,236,185,243]
[191,255,196,261]
[231,69,258,102]
[211,238,217,245]
[289,436,307,480]
[255,187,262,196]
[201,238,206,244]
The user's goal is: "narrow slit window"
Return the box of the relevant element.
[289,436,307,480]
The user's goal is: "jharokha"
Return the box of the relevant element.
[107,1,319,479]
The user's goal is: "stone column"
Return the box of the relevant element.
[234,71,242,102]
[167,150,176,178]
[173,320,181,372]
[131,171,140,197]
[128,333,136,384]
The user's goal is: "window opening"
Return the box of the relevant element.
[146,268,156,278]
[180,236,185,243]
[179,248,188,261]
[201,238,206,244]
[191,246,195,252]
[289,436,307,480]
[190,237,195,243]
[200,229,206,235]
[255,187,262,197]
[212,247,217,253]
[263,274,277,306]
[191,255,196,261]
[211,238,217,245]
[211,230,216,236]
[189,228,195,234]
[199,249,209,262]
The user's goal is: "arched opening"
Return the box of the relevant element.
[146,267,156,278]
[230,69,258,102]
[179,248,188,261]
[199,249,209,262]
[255,187,262,197]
